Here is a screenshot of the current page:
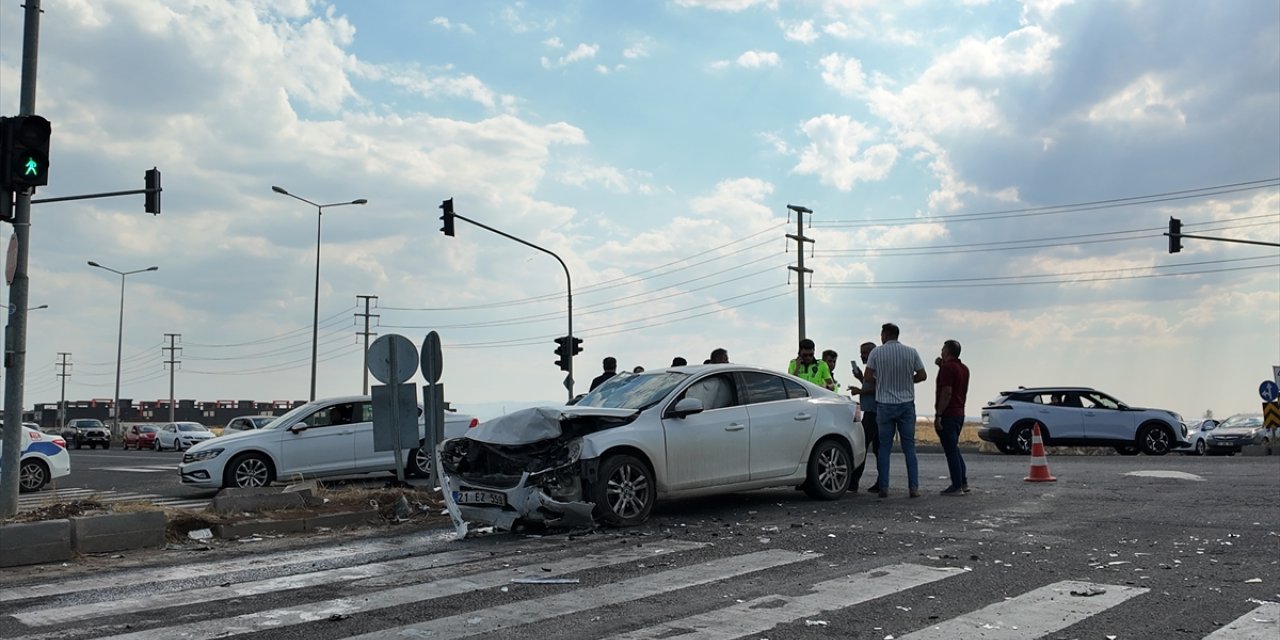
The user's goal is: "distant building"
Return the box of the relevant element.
[30,398,306,429]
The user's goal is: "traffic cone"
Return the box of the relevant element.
[1024,422,1057,482]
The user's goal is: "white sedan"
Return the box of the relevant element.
[178,395,478,489]
[439,364,865,533]
[156,422,216,451]
[0,422,71,492]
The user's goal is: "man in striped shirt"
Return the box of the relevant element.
[864,323,928,498]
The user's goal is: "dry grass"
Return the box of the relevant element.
[909,419,984,445]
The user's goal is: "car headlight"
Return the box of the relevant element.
[186,447,224,461]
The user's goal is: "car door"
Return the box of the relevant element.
[1024,393,1083,439]
[661,373,750,490]
[740,372,815,480]
[1079,391,1138,442]
[278,401,360,476]
[159,423,177,449]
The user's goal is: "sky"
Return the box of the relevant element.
[0,0,1277,423]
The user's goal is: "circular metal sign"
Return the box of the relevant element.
[1260,380,1279,403]
[421,331,443,384]
[367,334,419,385]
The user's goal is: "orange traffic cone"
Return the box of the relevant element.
[1024,422,1057,482]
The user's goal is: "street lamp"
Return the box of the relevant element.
[271,186,367,401]
[87,262,158,438]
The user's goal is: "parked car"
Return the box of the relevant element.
[156,422,216,451]
[1175,418,1219,455]
[980,386,1186,456]
[1205,413,1266,455]
[438,365,865,533]
[60,418,111,449]
[178,395,479,489]
[221,415,278,435]
[0,421,71,492]
[122,424,160,450]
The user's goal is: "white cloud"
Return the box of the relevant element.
[1086,74,1187,127]
[793,115,898,190]
[623,39,651,59]
[540,43,599,69]
[781,20,819,44]
[672,0,778,11]
[430,16,474,34]
[736,50,780,68]
[544,36,564,48]
[560,162,656,195]
[818,53,865,96]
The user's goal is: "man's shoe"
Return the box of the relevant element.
[867,484,881,493]
[940,487,963,496]
[961,483,971,493]
[878,489,889,498]
[909,489,922,498]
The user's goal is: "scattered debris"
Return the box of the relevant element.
[187,528,213,541]
[327,613,350,622]
[804,620,829,627]
[1244,578,1262,583]
[1071,586,1108,597]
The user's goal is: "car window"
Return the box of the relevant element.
[357,402,374,422]
[679,374,739,411]
[178,423,206,432]
[250,417,274,428]
[302,403,360,428]
[739,372,789,404]
[1082,393,1121,410]
[577,372,690,411]
[783,378,809,399]
[1221,414,1263,429]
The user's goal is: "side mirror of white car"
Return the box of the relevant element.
[288,424,309,434]
[670,397,704,418]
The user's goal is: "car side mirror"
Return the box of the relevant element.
[288,424,309,434]
[669,397,705,418]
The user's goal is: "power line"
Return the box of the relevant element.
[181,305,357,348]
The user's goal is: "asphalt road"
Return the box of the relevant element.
[2,451,1277,639]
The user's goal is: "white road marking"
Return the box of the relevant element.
[610,563,966,640]
[15,488,210,513]
[90,465,176,473]
[1124,470,1205,481]
[12,548,497,626]
[1201,602,1280,639]
[93,540,708,640]
[0,531,456,602]
[345,549,815,640]
[898,580,1148,640]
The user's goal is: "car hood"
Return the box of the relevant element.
[463,406,638,445]
[189,428,265,450]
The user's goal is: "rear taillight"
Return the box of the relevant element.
[468,418,479,429]
[53,438,67,448]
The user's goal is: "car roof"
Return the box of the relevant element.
[1001,386,1098,394]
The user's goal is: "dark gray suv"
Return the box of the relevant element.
[61,418,111,449]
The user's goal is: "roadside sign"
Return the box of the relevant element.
[1264,402,1280,430]
[368,335,418,385]
[1260,380,1280,403]
[5,233,16,286]
[421,331,443,385]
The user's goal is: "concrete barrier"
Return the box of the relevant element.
[70,511,166,554]
[213,487,312,514]
[0,519,73,567]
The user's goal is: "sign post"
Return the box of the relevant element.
[368,334,420,484]
[421,331,444,484]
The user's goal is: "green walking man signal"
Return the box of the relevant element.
[0,114,52,190]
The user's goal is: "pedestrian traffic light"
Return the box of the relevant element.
[439,198,455,237]
[144,167,162,214]
[570,336,583,356]
[553,336,571,372]
[1168,217,1182,254]
[2,115,51,190]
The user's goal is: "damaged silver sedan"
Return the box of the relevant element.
[439,364,865,535]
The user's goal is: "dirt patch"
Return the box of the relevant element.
[7,500,109,523]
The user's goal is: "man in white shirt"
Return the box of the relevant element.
[864,323,927,498]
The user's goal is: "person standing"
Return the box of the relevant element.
[709,348,729,364]
[935,339,971,495]
[864,323,927,498]
[788,339,834,389]
[590,357,618,391]
[847,341,881,493]
[821,349,841,392]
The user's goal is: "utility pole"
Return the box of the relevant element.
[355,295,379,395]
[786,204,815,342]
[56,352,71,430]
[0,0,43,519]
[163,333,181,424]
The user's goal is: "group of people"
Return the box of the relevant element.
[841,323,971,498]
[587,327,970,498]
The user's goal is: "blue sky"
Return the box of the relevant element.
[1,0,1277,422]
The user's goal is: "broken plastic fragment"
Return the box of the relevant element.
[1071,586,1107,597]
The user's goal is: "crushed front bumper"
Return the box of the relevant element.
[437,454,595,538]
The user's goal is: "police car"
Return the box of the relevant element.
[0,421,72,492]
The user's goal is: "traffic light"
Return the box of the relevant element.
[553,336,570,372]
[570,336,583,356]
[2,115,51,190]
[144,167,162,214]
[1168,217,1182,254]
[439,198,455,237]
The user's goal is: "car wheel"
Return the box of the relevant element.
[590,454,654,527]
[407,447,433,478]
[75,441,82,450]
[803,439,853,500]
[18,459,49,493]
[1115,444,1140,455]
[103,441,110,450]
[224,453,275,489]
[1138,424,1173,456]
[1011,423,1037,455]
[1194,440,1206,456]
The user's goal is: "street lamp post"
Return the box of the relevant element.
[88,262,158,439]
[271,186,367,401]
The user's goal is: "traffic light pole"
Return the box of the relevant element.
[0,0,43,519]
[444,209,576,401]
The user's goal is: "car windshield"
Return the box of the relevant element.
[140,426,157,433]
[178,423,207,432]
[575,371,689,411]
[1220,414,1263,429]
[265,400,332,430]
[74,421,104,428]
[250,416,275,428]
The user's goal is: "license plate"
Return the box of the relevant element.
[453,490,506,506]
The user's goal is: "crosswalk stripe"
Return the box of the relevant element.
[95,540,709,640]
[609,562,968,640]
[0,531,457,603]
[12,548,498,627]
[15,488,210,513]
[344,549,816,640]
[1202,602,1280,639]
[898,580,1148,640]
[89,466,174,473]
